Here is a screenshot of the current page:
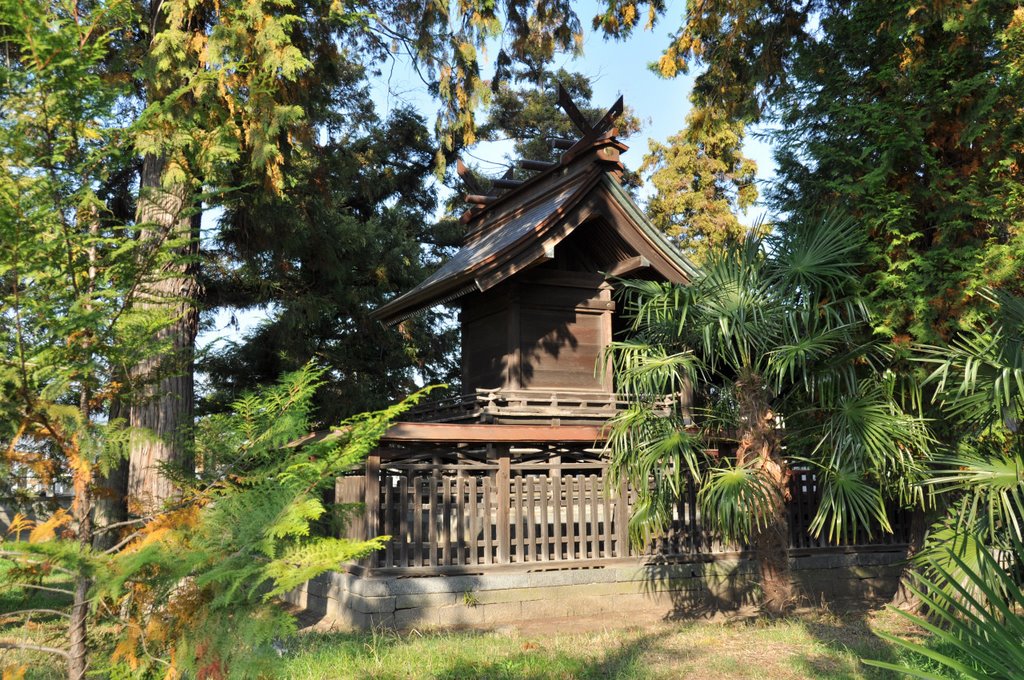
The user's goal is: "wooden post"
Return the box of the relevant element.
[506,285,521,389]
[364,453,381,569]
[616,477,631,557]
[496,447,511,563]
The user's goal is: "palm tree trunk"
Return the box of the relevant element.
[750,464,793,616]
[127,154,199,513]
[736,370,794,616]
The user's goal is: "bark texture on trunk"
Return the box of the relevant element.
[67,572,90,680]
[68,392,94,680]
[736,370,794,616]
[127,154,199,513]
[93,393,128,551]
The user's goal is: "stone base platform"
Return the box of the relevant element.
[283,550,906,630]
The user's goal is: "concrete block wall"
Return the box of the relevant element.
[284,549,907,630]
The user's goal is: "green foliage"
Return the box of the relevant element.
[200,103,460,422]
[93,363,431,677]
[867,540,1024,680]
[596,1,1024,344]
[606,213,930,548]
[699,461,781,544]
[345,2,585,171]
[768,1,1024,343]
[642,108,759,265]
[909,290,1024,605]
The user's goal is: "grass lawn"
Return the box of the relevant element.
[2,561,944,680]
[279,608,933,680]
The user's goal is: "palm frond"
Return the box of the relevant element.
[605,405,705,547]
[605,339,701,402]
[866,537,1024,680]
[806,461,890,543]
[698,460,780,544]
[766,210,865,302]
[924,451,1024,544]
[817,378,931,502]
[919,292,1024,432]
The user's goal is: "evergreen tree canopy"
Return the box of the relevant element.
[596,0,1024,342]
[642,107,759,265]
[201,101,461,422]
[769,1,1024,342]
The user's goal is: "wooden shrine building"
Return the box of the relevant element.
[287,91,912,629]
[373,96,696,418]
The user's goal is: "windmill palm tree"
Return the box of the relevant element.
[865,291,1024,679]
[914,288,1024,598]
[605,215,931,615]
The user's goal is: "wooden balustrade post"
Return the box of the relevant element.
[496,447,511,563]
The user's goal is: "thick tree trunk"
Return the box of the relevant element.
[127,154,199,513]
[736,370,794,616]
[91,459,128,550]
[751,467,794,615]
[93,392,128,551]
[68,396,94,680]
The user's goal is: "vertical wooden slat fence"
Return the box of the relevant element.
[341,455,913,571]
[366,463,635,569]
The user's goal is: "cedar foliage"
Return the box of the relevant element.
[595,0,1024,342]
[769,2,1024,342]
[3,365,422,678]
[0,1,184,673]
[200,100,461,423]
[96,364,424,678]
[642,108,759,265]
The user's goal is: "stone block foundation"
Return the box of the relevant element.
[284,549,907,630]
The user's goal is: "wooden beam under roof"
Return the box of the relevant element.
[517,158,557,172]
[382,422,607,443]
[492,177,524,190]
[605,255,652,278]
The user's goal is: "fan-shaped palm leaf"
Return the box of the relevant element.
[806,461,891,543]
[866,538,1024,680]
[925,451,1024,543]
[699,461,781,544]
[766,211,865,302]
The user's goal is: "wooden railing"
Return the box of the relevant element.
[337,454,911,573]
[403,388,676,423]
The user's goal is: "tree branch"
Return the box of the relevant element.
[1,608,71,619]
[103,528,145,554]
[0,552,75,576]
[3,583,75,597]
[0,640,70,659]
[93,516,153,535]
